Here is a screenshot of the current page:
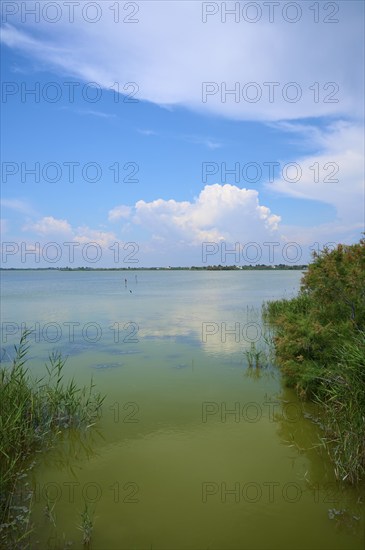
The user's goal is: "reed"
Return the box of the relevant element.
[78,502,94,549]
[263,238,365,483]
[314,333,365,483]
[0,329,104,548]
[245,342,267,369]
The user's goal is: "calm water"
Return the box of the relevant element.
[1,270,364,549]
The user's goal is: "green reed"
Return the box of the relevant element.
[0,329,104,548]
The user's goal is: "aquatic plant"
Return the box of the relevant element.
[78,502,94,548]
[44,494,57,527]
[245,342,267,369]
[0,329,104,548]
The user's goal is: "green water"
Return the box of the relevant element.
[1,270,364,549]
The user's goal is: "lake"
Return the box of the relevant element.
[1,270,364,549]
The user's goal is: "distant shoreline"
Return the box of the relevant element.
[1,265,307,271]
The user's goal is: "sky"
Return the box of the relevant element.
[1,0,364,267]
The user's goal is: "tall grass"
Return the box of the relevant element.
[264,297,365,483]
[263,239,365,483]
[314,333,365,483]
[0,329,104,548]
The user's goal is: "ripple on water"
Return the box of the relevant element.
[91,362,124,370]
[103,348,142,356]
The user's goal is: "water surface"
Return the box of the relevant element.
[1,270,363,549]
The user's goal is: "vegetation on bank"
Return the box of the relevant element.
[0,330,104,548]
[263,238,365,484]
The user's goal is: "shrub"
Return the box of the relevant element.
[263,238,365,482]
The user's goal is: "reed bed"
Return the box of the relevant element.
[0,329,104,548]
[263,239,365,484]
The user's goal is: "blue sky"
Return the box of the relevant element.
[1,1,364,267]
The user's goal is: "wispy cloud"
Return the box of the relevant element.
[137,128,221,149]
[0,219,8,234]
[267,122,364,220]
[2,3,363,121]
[182,135,223,149]
[75,109,116,119]
[137,128,158,136]
[1,198,36,216]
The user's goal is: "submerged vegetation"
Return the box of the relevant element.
[263,238,365,484]
[0,329,104,548]
[78,502,94,549]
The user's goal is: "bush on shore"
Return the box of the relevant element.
[263,238,365,483]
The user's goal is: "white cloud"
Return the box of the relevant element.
[1,198,35,215]
[137,128,158,136]
[75,109,116,119]
[267,122,365,231]
[73,226,117,248]
[116,183,281,246]
[0,219,8,234]
[1,2,363,259]
[24,216,72,235]
[183,135,222,149]
[1,1,363,121]
[108,205,132,222]
[22,217,116,250]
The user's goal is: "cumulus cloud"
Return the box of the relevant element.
[108,205,132,222]
[73,226,117,248]
[1,1,363,121]
[114,184,281,246]
[22,217,116,249]
[23,216,72,235]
